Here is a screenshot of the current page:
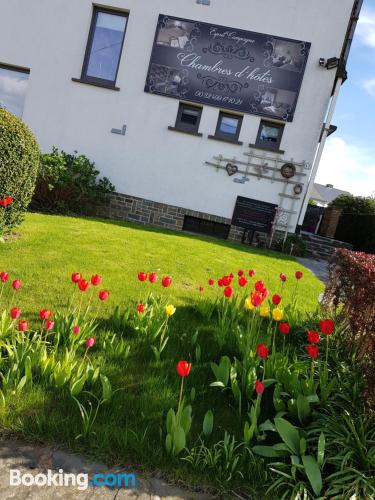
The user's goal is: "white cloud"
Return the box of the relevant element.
[315,137,375,197]
[362,77,375,97]
[356,7,375,49]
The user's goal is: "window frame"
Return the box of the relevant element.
[80,6,129,88]
[213,111,243,143]
[254,120,285,152]
[0,62,30,117]
[173,102,203,135]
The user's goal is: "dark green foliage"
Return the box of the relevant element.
[275,234,307,257]
[0,108,40,233]
[32,147,115,214]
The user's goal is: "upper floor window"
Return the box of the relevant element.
[81,7,128,87]
[255,120,284,151]
[0,63,30,118]
[213,111,243,143]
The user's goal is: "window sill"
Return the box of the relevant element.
[208,135,243,146]
[249,143,285,154]
[72,77,120,91]
[168,126,203,137]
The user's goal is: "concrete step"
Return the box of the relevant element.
[300,231,353,260]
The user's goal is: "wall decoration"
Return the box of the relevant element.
[280,162,296,178]
[145,15,311,122]
[232,196,277,232]
[226,163,238,176]
[294,183,303,195]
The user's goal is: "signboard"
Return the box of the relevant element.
[145,15,310,122]
[232,196,277,232]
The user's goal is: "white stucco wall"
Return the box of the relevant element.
[0,0,354,231]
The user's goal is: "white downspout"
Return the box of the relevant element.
[297,76,343,226]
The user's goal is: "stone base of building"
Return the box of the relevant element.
[93,192,246,242]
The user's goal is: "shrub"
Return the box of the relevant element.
[274,234,307,257]
[322,248,375,406]
[0,108,40,235]
[32,148,115,214]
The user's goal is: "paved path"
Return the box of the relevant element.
[295,257,329,283]
[0,437,211,499]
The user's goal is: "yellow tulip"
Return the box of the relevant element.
[165,304,176,316]
[245,298,254,310]
[272,308,284,321]
[260,306,270,317]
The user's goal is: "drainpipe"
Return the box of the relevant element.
[297,76,343,227]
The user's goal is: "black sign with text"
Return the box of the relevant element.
[232,197,277,232]
[145,15,310,122]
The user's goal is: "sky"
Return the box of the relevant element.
[316,0,375,197]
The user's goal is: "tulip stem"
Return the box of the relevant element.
[177,377,184,425]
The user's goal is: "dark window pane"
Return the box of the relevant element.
[0,66,29,118]
[260,124,280,143]
[86,12,127,82]
[181,107,199,125]
[219,116,239,135]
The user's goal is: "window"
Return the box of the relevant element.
[169,102,203,135]
[0,63,29,118]
[210,111,243,143]
[79,7,128,87]
[254,120,284,151]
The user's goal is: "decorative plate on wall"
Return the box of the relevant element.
[280,163,296,179]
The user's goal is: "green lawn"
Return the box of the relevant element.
[1,212,323,316]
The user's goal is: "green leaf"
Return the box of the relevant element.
[195,344,201,363]
[190,387,196,402]
[210,356,230,386]
[70,375,87,397]
[252,445,290,458]
[317,432,325,467]
[302,455,322,495]
[17,375,27,391]
[165,433,172,454]
[180,405,192,435]
[0,389,5,408]
[275,417,300,455]
[166,408,176,434]
[202,410,214,437]
[300,437,307,455]
[173,425,186,455]
[259,419,276,433]
[297,394,311,423]
[210,381,225,388]
[100,374,112,402]
[24,356,32,383]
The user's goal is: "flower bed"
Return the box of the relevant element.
[0,266,373,498]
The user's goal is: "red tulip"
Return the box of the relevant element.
[256,343,269,359]
[255,380,265,394]
[319,319,334,335]
[224,286,233,298]
[39,309,52,320]
[71,272,82,283]
[10,307,21,319]
[0,272,9,283]
[18,320,29,332]
[138,272,147,282]
[255,281,265,292]
[91,274,102,286]
[229,273,234,278]
[0,197,12,207]
[162,276,172,288]
[238,270,244,277]
[272,294,282,305]
[222,276,232,286]
[72,325,81,335]
[218,278,224,287]
[307,330,320,344]
[137,303,145,313]
[0,198,6,207]
[279,322,291,335]
[208,278,215,286]
[251,290,266,307]
[12,279,21,290]
[279,273,287,282]
[149,272,158,283]
[306,344,319,358]
[176,360,191,377]
[45,320,54,331]
[78,279,89,291]
[86,336,96,348]
[248,269,255,277]
[295,271,303,280]
[98,290,109,301]
[238,276,248,287]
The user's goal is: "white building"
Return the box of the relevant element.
[0,0,362,242]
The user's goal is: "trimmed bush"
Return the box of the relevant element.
[32,148,115,214]
[0,108,40,234]
[275,234,307,257]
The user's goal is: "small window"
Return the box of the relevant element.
[214,111,243,142]
[255,120,284,151]
[174,103,202,134]
[80,7,128,87]
[0,63,29,118]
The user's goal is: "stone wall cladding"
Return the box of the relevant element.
[95,192,245,241]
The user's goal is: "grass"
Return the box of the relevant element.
[0,212,325,496]
[1,212,323,316]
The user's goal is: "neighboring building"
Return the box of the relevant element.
[310,183,351,208]
[0,0,362,242]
